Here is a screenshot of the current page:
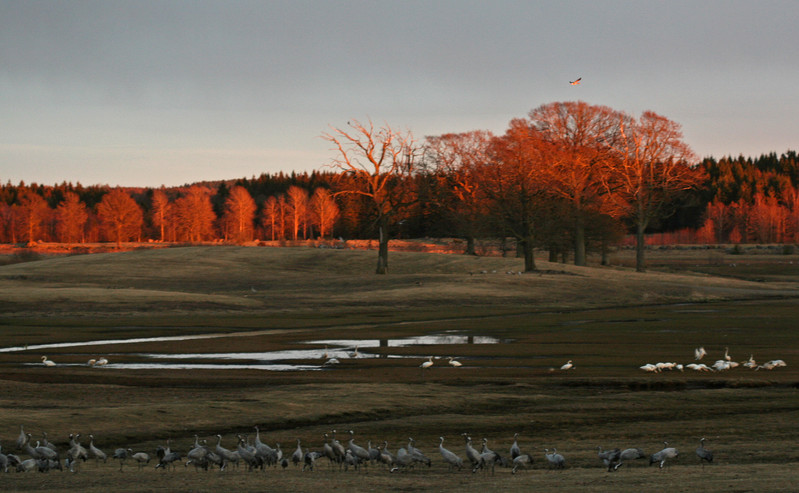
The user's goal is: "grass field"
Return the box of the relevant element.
[0,245,797,492]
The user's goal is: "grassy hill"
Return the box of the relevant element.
[1,245,796,320]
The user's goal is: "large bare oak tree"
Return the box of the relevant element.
[323,120,419,274]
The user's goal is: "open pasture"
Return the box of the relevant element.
[0,245,797,492]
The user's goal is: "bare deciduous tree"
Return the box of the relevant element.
[223,186,256,243]
[286,185,309,240]
[310,187,339,239]
[323,119,420,274]
[174,186,216,242]
[150,189,171,241]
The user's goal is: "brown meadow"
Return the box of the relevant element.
[0,245,797,492]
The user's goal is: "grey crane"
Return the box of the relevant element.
[88,434,107,464]
[511,454,533,474]
[303,450,322,471]
[367,440,381,464]
[291,438,304,467]
[155,447,183,471]
[330,430,347,464]
[15,425,26,451]
[348,431,371,467]
[186,436,210,471]
[17,458,38,472]
[597,446,622,471]
[462,434,484,471]
[477,437,501,474]
[22,433,59,463]
[321,433,339,470]
[617,447,646,469]
[132,451,150,470]
[112,447,131,472]
[438,436,463,471]
[0,442,9,473]
[391,447,414,472]
[40,432,58,452]
[649,441,679,469]
[215,435,239,471]
[407,437,432,467]
[696,438,713,468]
[236,436,261,471]
[254,426,278,466]
[378,441,395,469]
[510,433,522,460]
[68,434,89,465]
[544,448,566,469]
[343,449,361,472]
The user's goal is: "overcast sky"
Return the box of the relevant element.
[2,1,797,187]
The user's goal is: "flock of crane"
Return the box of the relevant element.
[639,346,787,373]
[1,425,714,475]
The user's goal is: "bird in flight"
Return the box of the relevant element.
[570,77,582,85]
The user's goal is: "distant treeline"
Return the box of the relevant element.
[1,150,798,249]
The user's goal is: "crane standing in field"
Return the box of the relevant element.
[650,441,679,469]
[696,438,713,468]
[438,436,463,471]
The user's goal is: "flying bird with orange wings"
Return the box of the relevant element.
[570,77,582,85]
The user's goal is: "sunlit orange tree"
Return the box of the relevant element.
[96,188,143,248]
[323,120,420,274]
[480,118,556,271]
[425,131,494,255]
[56,191,88,245]
[223,185,256,243]
[612,110,701,271]
[527,101,623,266]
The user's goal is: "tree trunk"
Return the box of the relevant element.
[464,236,476,256]
[521,234,536,272]
[600,236,609,266]
[635,220,646,272]
[574,216,586,266]
[376,217,389,275]
[548,246,559,262]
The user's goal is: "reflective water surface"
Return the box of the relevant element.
[8,332,505,371]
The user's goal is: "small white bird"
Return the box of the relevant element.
[447,357,462,367]
[569,77,582,85]
[640,363,659,373]
[41,356,56,367]
[560,360,574,371]
[694,347,707,360]
[420,356,434,370]
[724,347,732,362]
[95,357,108,366]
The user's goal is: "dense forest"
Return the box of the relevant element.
[2,151,797,249]
[2,101,798,271]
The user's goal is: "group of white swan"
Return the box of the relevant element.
[640,347,787,373]
[419,356,463,370]
[1,426,717,475]
[38,356,109,367]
